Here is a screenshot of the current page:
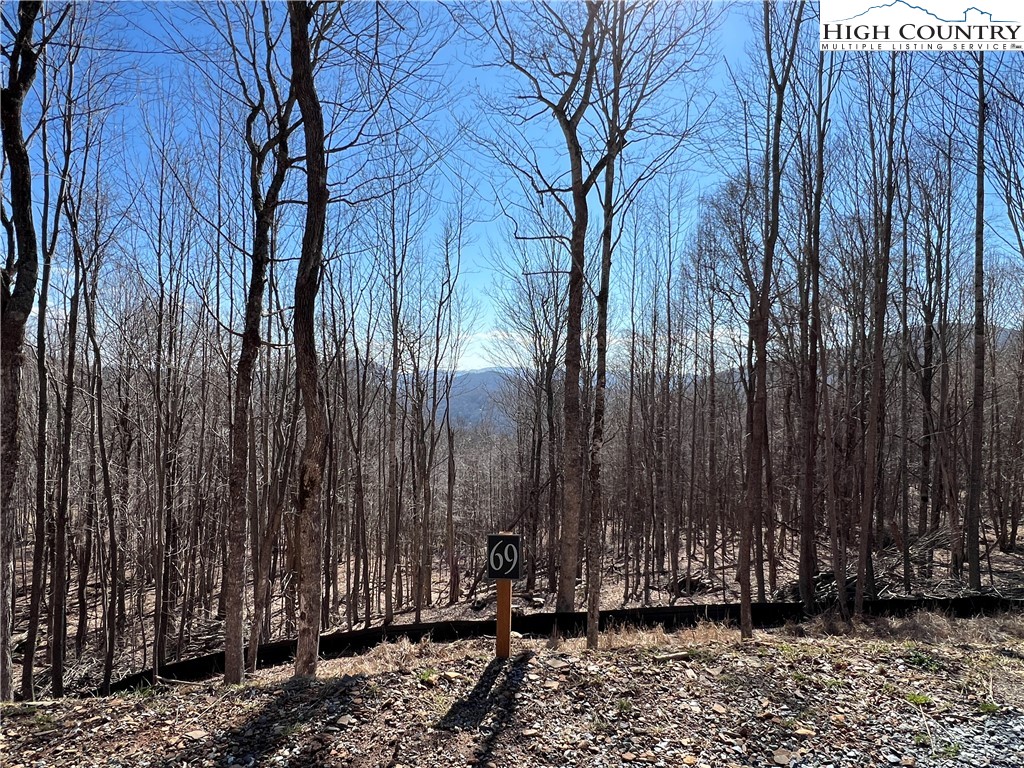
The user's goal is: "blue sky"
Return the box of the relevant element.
[453,2,755,368]
[19,2,1019,370]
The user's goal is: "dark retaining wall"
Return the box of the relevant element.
[99,595,1022,696]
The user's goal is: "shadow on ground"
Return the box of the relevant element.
[433,650,533,765]
[158,673,373,768]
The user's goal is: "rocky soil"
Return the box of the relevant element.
[3,611,1023,768]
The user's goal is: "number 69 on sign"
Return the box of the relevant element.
[486,534,521,580]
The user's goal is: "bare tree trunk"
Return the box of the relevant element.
[545,360,558,594]
[383,190,403,626]
[77,377,96,659]
[82,270,118,692]
[52,207,87,695]
[0,0,45,701]
[558,183,589,614]
[586,0,632,648]
[743,0,804,639]
[965,53,986,590]
[587,162,614,649]
[820,341,849,619]
[900,167,912,594]
[797,50,834,611]
[288,0,329,678]
[705,259,719,587]
[856,54,899,614]
[446,419,459,606]
[21,30,73,696]
[225,126,288,684]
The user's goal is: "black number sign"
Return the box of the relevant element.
[486,534,522,580]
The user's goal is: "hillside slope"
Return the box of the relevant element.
[3,612,1023,768]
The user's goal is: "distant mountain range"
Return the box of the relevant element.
[448,368,510,427]
[444,322,1022,428]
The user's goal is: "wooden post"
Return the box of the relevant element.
[487,532,520,660]
[496,578,512,659]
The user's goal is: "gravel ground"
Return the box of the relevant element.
[2,612,1022,768]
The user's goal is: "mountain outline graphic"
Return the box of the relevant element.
[827,1,1014,24]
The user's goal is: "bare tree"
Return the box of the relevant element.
[853,52,908,613]
[287,0,330,678]
[990,65,1024,555]
[480,0,610,613]
[179,0,300,686]
[740,0,804,638]
[1,0,68,701]
[792,36,840,612]
[19,1,77,698]
[965,53,988,590]
[491,222,567,594]
[585,0,719,647]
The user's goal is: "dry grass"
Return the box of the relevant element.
[600,623,672,651]
[793,609,1024,646]
[252,635,490,687]
[551,620,742,653]
[868,610,1024,645]
[590,610,1024,658]
[323,635,497,678]
[673,620,744,645]
[336,636,422,676]
[244,610,1023,693]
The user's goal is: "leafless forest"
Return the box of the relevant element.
[1,1,1023,703]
